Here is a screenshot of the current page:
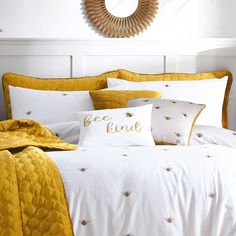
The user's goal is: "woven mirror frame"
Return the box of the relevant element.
[85,0,158,38]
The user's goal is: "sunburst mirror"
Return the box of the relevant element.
[85,0,158,38]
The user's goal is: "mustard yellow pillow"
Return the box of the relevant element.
[89,90,161,110]
[2,70,119,119]
[116,69,232,128]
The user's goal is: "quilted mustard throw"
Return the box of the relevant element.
[0,119,77,151]
[0,119,76,235]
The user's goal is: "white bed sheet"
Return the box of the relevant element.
[48,145,236,236]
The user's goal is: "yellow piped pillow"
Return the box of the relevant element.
[2,70,119,119]
[89,90,161,110]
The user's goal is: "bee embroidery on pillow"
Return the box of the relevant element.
[62,93,67,96]
[182,113,188,118]
[26,111,32,115]
[164,84,170,88]
[175,132,182,138]
[164,116,172,120]
[197,133,203,138]
[170,101,177,104]
[126,112,134,118]
[155,106,161,109]
[143,99,150,102]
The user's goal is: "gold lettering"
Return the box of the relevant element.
[84,114,113,127]
[84,114,92,127]
[106,121,142,133]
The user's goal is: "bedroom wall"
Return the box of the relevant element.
[0,0,235,39]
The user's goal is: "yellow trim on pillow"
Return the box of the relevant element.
[90,90,161,110]
[116,69,232,128]
[2,70,119,119]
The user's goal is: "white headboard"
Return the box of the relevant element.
[0,39,236,129]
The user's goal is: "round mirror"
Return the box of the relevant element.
[85,0,158,38]
[105,0,139,18]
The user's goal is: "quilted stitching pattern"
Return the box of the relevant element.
[0,119,77,151]
[2,70,119,119]
[14,147,73,236]
[0,151,23,236]
[89,90,161,110]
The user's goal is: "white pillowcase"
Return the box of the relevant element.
[191,125,236,148]
[128,98,205,145]
[77,105,155,147]
[46,121,80,144]
[108,77,228,127]
[9,86,94,125]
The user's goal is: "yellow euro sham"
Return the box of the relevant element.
[2,70,119,119]
[116,69,232,128]
[0,119,77,151]
[90,90,161,110]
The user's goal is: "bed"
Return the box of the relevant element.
[1,69,236,236]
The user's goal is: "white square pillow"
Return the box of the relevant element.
[108,77,228,127]
[77,105,155,147]
[9,86,94,125]
[128,98,205,145]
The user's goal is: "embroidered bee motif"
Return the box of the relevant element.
[155,106,161,109]
[122,191,131,197]
[182,113,188,118]
[175,132,182,138]
[126,112,134,118]
[165,218,175,224]
[79,168,87,172]
[62,93,67,96]
[164,84,170,88]
[170,101,177,104]
[206,155,212,158]
[232,132,236,136]
[165,167,172,172]
[55,133,60,137]
[143,99,150,102]
[197,133,203,138]
[188,102,194,105]
[122,154,127,157]
[164,116,172,120]
[208,193,216,199]
[80,220,88,226]
[26,111,32,115]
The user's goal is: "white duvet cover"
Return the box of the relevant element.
[48,145,236,236]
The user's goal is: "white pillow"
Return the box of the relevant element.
[108,77,228,127]
[46,121,80,144]
[128,98,205,145]
[191,125,236,148]
[9,86,94,125]
[77,105,155,147]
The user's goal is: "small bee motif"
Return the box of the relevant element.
[182,113,188,118]
[164,84,170,88]
[171,101,177,104]
[197,133,203,138]
[232,133,236,136]
[122,154,127,157]
[55,133,60,137]
[206,155,212,158]
[143,99,150,102]
[175,132,182,138]
[208,193,216,199]
[165,167,172,172]
[80,220,88,226]
[79,168,87,172]
[122,191,131,198]
[62,93,67,96]
[165,218,175,224]
[164,116,172,120]
[126,112,134,118]
[155,106,161,109]
[26,111,32,115]
[188,102,194,105]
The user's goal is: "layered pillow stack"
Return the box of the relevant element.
[3,70,231,147]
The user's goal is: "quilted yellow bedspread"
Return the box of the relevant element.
[0,119,76,236]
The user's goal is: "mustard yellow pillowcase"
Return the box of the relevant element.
[2,70,119,119]
[89,90,161,110]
